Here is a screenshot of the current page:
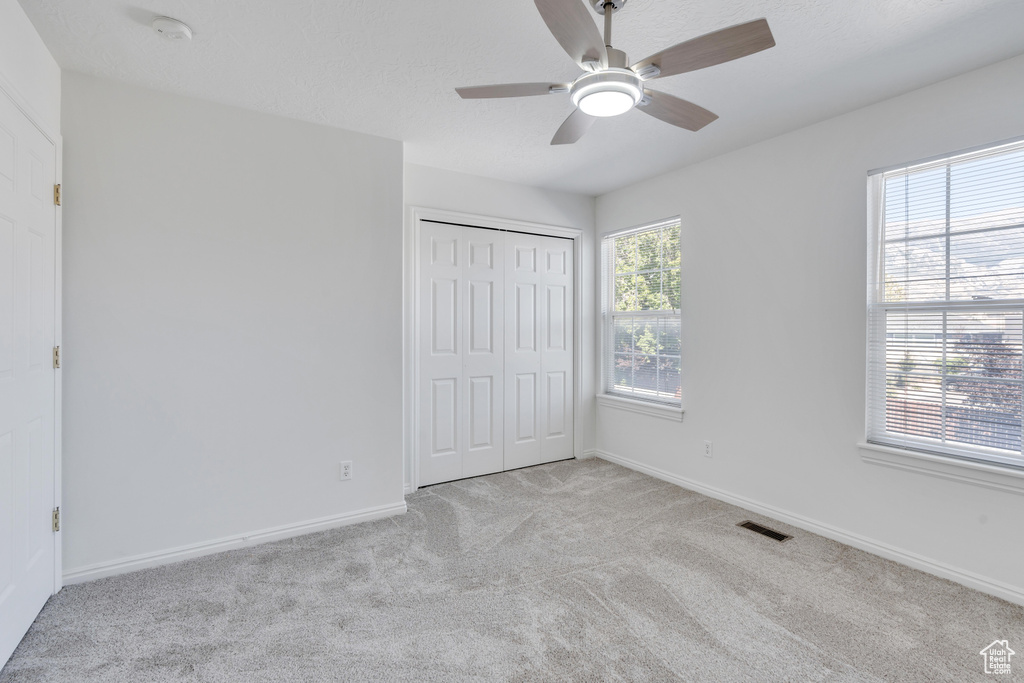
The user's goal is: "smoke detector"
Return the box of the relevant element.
[152,16,192,41]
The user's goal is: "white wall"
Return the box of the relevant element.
[405,164,595,230]
[0,0,60,135]
[61,72,405,577]
[403,164,597,489]
[595,53,1024,602]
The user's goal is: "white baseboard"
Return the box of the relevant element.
[594,449,1024,607]
[579,449,597,459]
[404,482,414,495]
[63,501,407,585]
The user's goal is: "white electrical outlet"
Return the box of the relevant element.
[704,440,713,458]
[340,461,352,481]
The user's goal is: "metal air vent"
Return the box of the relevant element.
[737,520,792,542]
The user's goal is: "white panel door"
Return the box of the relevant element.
[462,229,504,479]
[418,223,505,486]
[539,238,574,463]
[418,223,463,486]
[503,234,543,469]
[0,90,57,666]
[504,233,574,469]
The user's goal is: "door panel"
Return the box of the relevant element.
[418,224,505,485]
[504,234,544,470]
[504,233,574,468]
[468,281,493,354]
[28,231,45,370]
[430,378,458,455]
[0,125,13,188]
[419,224,463,486]
[0,431,13,592]
[0,89,57,668]
[514,373,537,443]
[546,371,567,437]
[540,240,574,463]
[515,245,535,273]
[431,279,458,355]
[515,283,536,351]
[468,376,494,449]
[461,229,504,479]
[547,285,566,351]
[0,217,12,377]
[26,419,46,567]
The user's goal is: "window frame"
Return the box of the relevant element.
[599,217,683,416]
[865,137,1024,478]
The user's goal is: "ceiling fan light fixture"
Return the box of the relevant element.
[577,89,635,117]
[454,1,776,144]
[569,69,642,117]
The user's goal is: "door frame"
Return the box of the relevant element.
[404,207,583,493]
[0,73,62,594]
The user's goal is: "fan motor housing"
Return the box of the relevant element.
[590,0,626,13]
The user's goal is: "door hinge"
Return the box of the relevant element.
[52,507,60,533]
[53,345,60,369]
[54,184,61,206]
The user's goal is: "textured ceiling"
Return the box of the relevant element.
[18,0,1024,195]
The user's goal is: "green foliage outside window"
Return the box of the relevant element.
[613,225,681,311]
[608,223,682,400]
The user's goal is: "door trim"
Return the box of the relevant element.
[404,207,583,492]
[0,73,62,594]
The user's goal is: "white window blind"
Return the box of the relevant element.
[867,139,1024,469]
[601,218,681,405]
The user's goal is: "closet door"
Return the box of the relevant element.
[418,223,504,486]
[504,233,574,469]
[539,236,574,463]
[462,228,504,478]
[418,223,463,486]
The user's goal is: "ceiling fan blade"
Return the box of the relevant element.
[637,89,718,132]
[632,18,775,80]
[551,108,595,145]
[456,83,568,99]
[534,0,608,68]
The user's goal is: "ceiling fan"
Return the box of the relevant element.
[455,0,775,145]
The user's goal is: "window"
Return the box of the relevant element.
[601,218,681,406]
[867,139,1024,469]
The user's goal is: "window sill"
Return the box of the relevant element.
[857,442,1024,496]
[597,394,683,421]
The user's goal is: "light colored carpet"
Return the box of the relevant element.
[2,458,1021,682]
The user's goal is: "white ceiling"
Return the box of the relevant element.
[18,0,1024,195]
